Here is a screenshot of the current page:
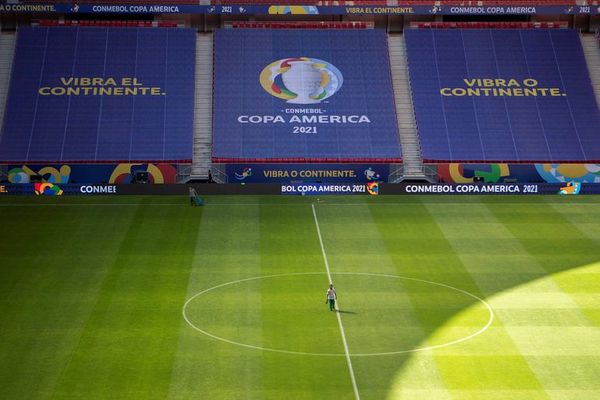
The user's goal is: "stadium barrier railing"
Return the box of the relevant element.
[210,165,229,184]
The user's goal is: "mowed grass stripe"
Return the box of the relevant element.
[368,200,491,345]
[482,199,600,394]
[545,199,600,327]
[368,200,536,397]
[315,203,451,400]
[49,204,202,400]
[167,204,264,399]
[482,198,599,329]
[420,199,546,394]
[0,204,138,399]
[170,203,353,399]
[422,197,599,397]
[311,204,360,400]
[544,198,600,244]
[256,204,355,399]
[2,195,599,400]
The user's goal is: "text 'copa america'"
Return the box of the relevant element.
[238,112,371,124]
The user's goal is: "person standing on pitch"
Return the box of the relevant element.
[189,187,197,206]
[326,284,337,311]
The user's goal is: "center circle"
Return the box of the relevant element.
[182,272,494,357]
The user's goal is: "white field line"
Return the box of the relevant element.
[182,271,494,357]
[311,203,361,400]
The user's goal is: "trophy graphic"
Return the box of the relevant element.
[281,60,324,104]
[260,57,343,103]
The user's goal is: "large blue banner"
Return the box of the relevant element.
[405,29,600,163]
[0,27,195,163]
[213,29,401,162]
[226,163,389,183]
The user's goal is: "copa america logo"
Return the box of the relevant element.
[259,57,343,104]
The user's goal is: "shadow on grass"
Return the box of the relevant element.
[358,197,600,397]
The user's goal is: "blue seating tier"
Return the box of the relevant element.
[0,27,195,163]
[405,29,600,162]
[212,29,401,162]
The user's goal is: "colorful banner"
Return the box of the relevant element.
[0,182,598,196]
[0,183,118,195]
[4,162,598,185]
[384,182,595,195]
[6,163,180,184]
[0,4,598,15]
[436,163,600,184]
[225,164,388,183]
[0,183,282,195]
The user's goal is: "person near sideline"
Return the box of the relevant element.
[326,284,337,311]
[189,187,198,206]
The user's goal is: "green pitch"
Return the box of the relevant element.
[1,195,599,399]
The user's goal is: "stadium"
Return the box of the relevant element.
[0,0,599,398]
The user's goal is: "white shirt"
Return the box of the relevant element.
[326,288,337,300]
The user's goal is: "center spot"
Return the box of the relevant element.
[183,272,493,356]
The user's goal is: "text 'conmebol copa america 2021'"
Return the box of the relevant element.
[236,58,371,133]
